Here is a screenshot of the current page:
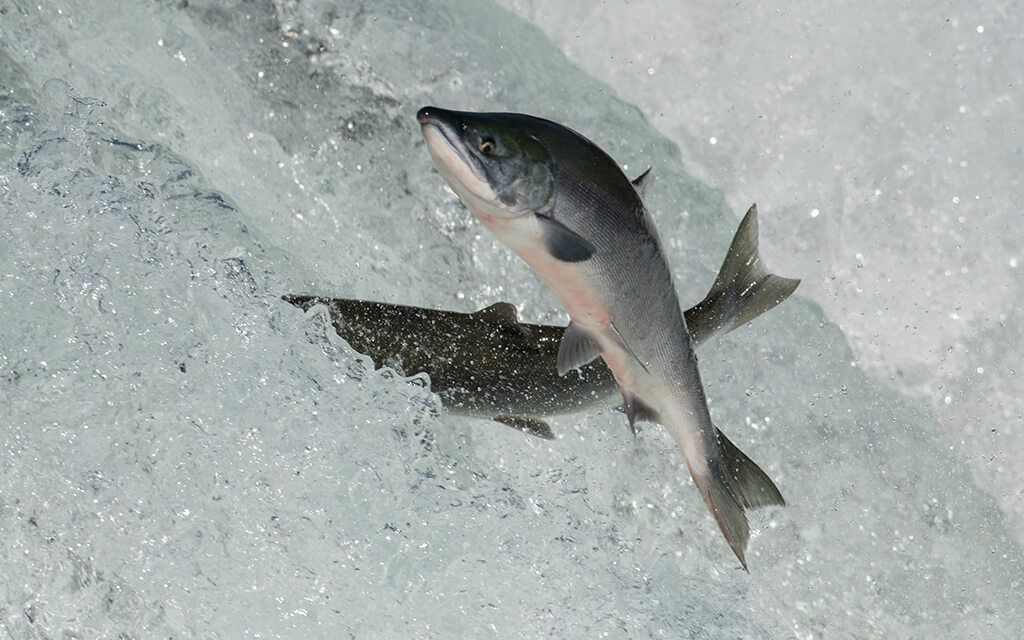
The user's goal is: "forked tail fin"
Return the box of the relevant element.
[691,427,785,570]
[684,204,800,348]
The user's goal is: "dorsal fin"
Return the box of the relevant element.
[474,301,519,325]
[474,301,539,350]
[631,167,654,197]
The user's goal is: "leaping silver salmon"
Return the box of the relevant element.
[417,106,794,569]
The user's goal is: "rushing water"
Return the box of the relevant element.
[1,1,1021,638]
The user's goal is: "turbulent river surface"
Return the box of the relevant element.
[1,1,1021,638]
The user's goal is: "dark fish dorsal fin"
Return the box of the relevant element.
[474,301,539,350]
[631,167,654,198]
[474,301,519,325]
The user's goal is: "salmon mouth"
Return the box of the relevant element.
[420,122,471,172]
[418,107,495,201]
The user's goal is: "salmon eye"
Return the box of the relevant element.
[479,139,496,155]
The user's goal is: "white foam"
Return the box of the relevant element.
[0,1,1021,638]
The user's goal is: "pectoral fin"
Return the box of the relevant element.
[535,213,595,262]
[558,320,648,376]
[557,322,602,375]
[608,321,649,374]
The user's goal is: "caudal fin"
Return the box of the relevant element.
[691,427,785,570]
[684,204,800,348]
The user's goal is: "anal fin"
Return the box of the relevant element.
[620,389,659,435]
[494,416,555,439]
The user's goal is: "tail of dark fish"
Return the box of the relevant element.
[684,204,800,348]
[692,427,785,570]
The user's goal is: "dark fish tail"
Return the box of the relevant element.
[684,204,800,347]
